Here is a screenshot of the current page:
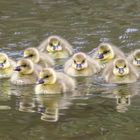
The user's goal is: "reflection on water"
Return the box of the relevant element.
[0,0,140,139]
[36,95,60,122]
[0,79,11,110]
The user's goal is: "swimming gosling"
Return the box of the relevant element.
[0,53,15,78]
[35,68,76,94]
[92,43,125,67]
[103,58,139,84]
[127,49,140,72]
[38,35,73,59]
[11,59,38,85]
[64,52,101,76]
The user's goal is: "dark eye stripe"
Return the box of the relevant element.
[44,75,49,78]
[103,50,110,54]
[22,64,27,67]
[3,59,7,63]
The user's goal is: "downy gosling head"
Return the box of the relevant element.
[37,68,56,85]
[94,43,124,65]
[0,53,11,70]
[0,53,15,78]
[24,47,40,64]
[113,58,129,77]
[11,59,37,85]
[131,49,140,67]
[14,59,34,75]
[47,37,62,53]
[72,52,88,71]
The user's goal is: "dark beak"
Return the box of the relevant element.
[76,64,82,69]
[0,63,4,68]
[14,66,21,71]
[118,68,124,74]
[97,53,104,59]
[36,78,44,84]
[137,60,140,65]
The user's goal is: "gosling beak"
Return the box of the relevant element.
[0,63,4,68]
[36,78,44,84]
[118,68,124,74]
[76,64,82,70]
[97,53,104,59]
[14,66,21,71]
[137,60,140,65]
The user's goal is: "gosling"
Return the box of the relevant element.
[127,49,140,72]
[0,53,15,78]
[10,59,38,85]
[35,68,76,94]
[23,47,54,68]
[38,35,73,59]
[92,43,125,67]
[103,58,139,84]
[64,52,101,77]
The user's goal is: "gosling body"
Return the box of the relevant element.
[64,52,101,77]
[0,53,16,78]
[38,35,73,59]
[103,58,139,84]
[35,68,76,94]
[11,59,38,85]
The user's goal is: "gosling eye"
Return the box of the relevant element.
[29,54,34,57]
[103,50,110,54]
[82,60,85,64]
[3,59,7,63]
[74,60,77,64]
[115,65,119,69]
[22,64,27,67]
[134,57,137,61]
[49,43,53,46]
[124,65,127,68]
[44,75,49,78]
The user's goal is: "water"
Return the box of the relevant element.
[0,0,140,139]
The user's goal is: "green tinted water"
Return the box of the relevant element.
[0,0,140,139]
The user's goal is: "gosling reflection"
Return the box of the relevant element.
[18,94,35,113]
[36,94,72,122]
[0,79,11,110]
[10,85,36,113]
[116,94,131,113]
[112,85,137,113]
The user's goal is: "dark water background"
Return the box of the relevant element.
[0,0,140,140]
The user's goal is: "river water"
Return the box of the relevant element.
[0,0,140,140]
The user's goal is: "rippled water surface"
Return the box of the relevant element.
[0,0,140,139]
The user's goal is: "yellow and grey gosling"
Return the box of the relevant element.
[102,58,139,84]
[127,49,140,72]
[23,47,54,68]
[0,53,16,78]
[92,43,125,68]
[35,68,76,94]
[10,59,38,85]
[64,52,101,77]
[38,35,73,59]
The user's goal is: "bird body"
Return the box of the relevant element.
[38,35,73,59]
[35,68,76,94]
[64,52,101,76]
[11,59,38,85]
[103,58,139,84]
